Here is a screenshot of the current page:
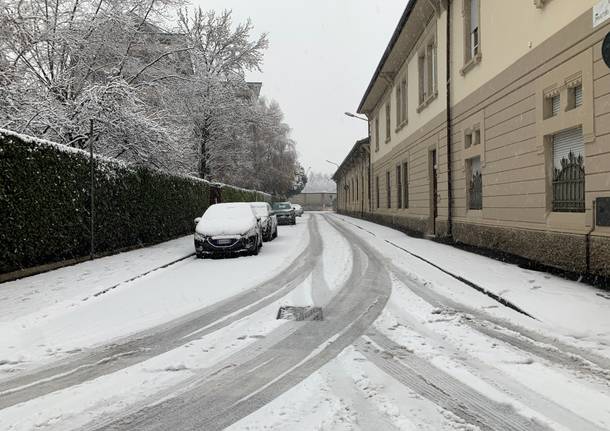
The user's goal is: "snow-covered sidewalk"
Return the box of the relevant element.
[331,214,610,352]
[0,235,194,323]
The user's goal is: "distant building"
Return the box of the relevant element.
[334,0,610,278]
[291,193,336,211]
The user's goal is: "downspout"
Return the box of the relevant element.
[446,0,453,239]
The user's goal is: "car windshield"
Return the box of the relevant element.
[251,204,269,217]
[203,204,254,221]
[272,202,292,210]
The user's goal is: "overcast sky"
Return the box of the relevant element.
[192,0,407,175]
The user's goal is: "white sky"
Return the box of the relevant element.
[192,0,407,175]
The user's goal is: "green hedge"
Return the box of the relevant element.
[0,129,270,274]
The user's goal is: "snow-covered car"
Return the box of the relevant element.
[250,202,278,241]
[292,203,304,217]
[271,201,296,225]
[194,202,262,258]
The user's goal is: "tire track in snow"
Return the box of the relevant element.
[357,331,554,431]
[89,215,392,431]
[330,214,610,381]
[0,217,320,409]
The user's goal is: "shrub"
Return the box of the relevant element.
[0,129,270,274]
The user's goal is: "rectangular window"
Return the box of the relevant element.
[375,117,380,151]
[465,0,480,62]
[568,84,583,110]
[385,102,391,141]
[419,39,437,105]
[401,78,408,124]
[376,176,380,208]
[356,178,359,201]
[418,54,425,104]
[574,84,583,107]
[551,94,560,116]
[552,127,585,212]
[468,156,482,210]
[428,43,436,95]
[396,165,402,209]
[402,162,409,208]
[386,171,392,209]
[396,85,402,126]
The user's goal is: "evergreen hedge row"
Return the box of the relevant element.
[0,129,269,275]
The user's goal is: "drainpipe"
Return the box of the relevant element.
[446,0,453,239]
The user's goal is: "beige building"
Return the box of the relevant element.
[291,192,337,211]
[335,0,610,278]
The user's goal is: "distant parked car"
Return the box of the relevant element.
[271,201,296,225]
[194,203,262,258]
[292,203,304,217]
[251,202,278,241]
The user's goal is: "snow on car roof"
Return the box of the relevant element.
[203,203,255,220]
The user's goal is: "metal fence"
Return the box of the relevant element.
[469,171,483,210]
[552,152,585,212]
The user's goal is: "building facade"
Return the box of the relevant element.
[291,192,337,211]
[332,138,371,216]
[335,0,610,278]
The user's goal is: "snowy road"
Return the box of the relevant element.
[1,213,610,430]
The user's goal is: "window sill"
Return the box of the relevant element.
[460,52,482,76]
[417,91,438,113]
[395,120,408,133]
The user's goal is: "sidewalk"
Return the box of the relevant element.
[0,236,194,323]
[332,214,610,349]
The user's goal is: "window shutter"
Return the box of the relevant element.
[553,127,583,169]
[575,85,583,107]
[551,95,560,116]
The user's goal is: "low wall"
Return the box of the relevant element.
[337,210,610,280]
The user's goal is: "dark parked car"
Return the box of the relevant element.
[271,201,296,225]
[251,202,278,241]
[194,203,262,258]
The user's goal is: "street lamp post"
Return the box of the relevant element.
[326,160,339,168]
[344,112,368,122]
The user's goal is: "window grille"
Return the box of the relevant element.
[468,157,482,210]
[552,128,585,212]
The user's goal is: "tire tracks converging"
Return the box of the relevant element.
[0,217,321,409]
[84,214,392,430]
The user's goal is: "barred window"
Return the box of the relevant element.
[552,127,585,212]
[468,156,482,210]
